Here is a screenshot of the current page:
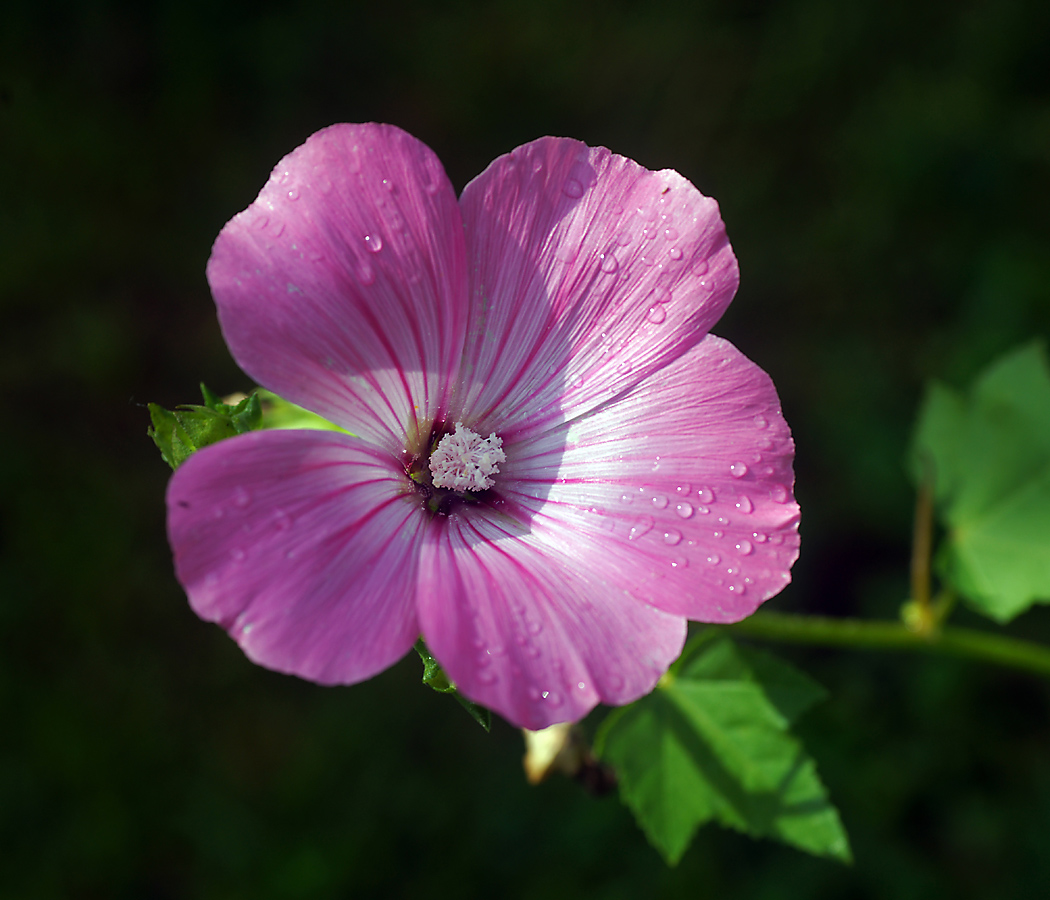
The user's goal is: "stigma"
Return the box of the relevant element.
[429,423,506,492]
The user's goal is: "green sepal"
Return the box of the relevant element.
[148,385,262,470]
[595,636,850,866]
[256,389,351,433]
[911,341,1050,621]
[415,639,492,732]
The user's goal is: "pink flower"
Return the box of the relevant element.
[167,124,799,729]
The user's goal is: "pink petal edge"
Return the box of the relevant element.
[207,123,468,455]
[167,429,425,685]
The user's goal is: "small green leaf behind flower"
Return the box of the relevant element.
[911,341,1050,622]
[148,385,262,470]
[595,636,850,866]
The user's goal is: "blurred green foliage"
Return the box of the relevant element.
[2,0,1049,897]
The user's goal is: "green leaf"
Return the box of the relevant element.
[256,389,351,433]
[912,341,1050,621]
[147,385,262,469]
[595,638,850,865]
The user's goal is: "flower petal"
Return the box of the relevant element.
[167,430,425,684]
[416,510,686,729]
[454,136,737,440]
[206,123,468,453]
[498,334,800,623]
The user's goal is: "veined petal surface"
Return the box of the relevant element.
[455,136,737,442]
[167,430,425,684]
[416,510,687,729]
[497,334,799,623]
[207,123,468,454]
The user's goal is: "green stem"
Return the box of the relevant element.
[718,611,1050,678]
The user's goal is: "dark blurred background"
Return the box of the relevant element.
[3,0,1050,897]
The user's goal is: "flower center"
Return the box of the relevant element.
[429,423,506,493]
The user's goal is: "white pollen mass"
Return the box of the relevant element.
[429,423,506,492]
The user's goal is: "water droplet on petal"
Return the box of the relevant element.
[664,226,679,241]
[770,483,790,503]
[628,516,654,540]
[651,494,669,510]
[754,414,768,429]
[562,178,584,198]
[675,501,694,519]
[619,492,633,505]
[232,487,252,508]
[600,252,618,273]
[696,486,715,504]
[527,620,543,636]
[364,233,383,253]
[717,516,730,526]
[357,260,375,285]
[287,188,299,200]
[770,532,785,545]
[735,539,753,555]
[695,504,710,515]
[646,305,667,324]
[668,247,683,260]
[691,258,709,276]
[662,529,682,545]
[648,286,671,304]
[730,461,749,478]
[735,495,754,514]
[706,553,721,566]
[712,530,724,539]
[382,178,396,193]
[752,532,768,543]
[615,230,632,246]
[727,583,746,595]
[478,671,498,685]
[253,214,269,230]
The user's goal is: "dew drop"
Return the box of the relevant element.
[252,214,269,230]
[357,260,376,285]
[526,619,543,636]
[648,285,672,304]
[364,233,383,253]
[670,557,688,569]
[232,486,252,508]
[668,247,683,260]
[695,504,710,515]
[727,583,746,595]
[646,305,667,324]
[615,230,632,247]
[270,221,285,238]
[599,252,618,273]
[478,671,498,685]
[619,492,633,505]
[770,533,785,546]
[735,495,754,514]
[770,483,790,503]
[628,516,654,540]
[754,414,768,429]
[577,681,587,691]
[662,529,682,546]
[735,539,754,555]
[382,178,396,193]
[675,501,694,519]
[717,516,729,525]
[651,494,669,510]
[730,461,749,478]
[691,258,709,276]
[706,553,721,566]
[287,187,300,200]
[712,530,724,539]
[752,532,768,543]
[664,226,679,241]
[562,178,584,198]
[675,483,691,496]
[696,486,715,504]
